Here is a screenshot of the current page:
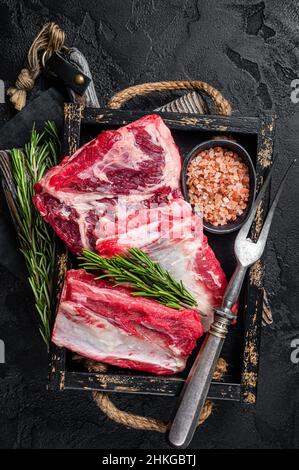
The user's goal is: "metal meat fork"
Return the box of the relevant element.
[168,159,296,448]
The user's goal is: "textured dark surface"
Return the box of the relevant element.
[0,0,299,449]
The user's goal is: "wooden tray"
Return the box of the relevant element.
[48,104,275,404]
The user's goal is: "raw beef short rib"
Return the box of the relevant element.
[52,269,203,374]
[33,114,227,330]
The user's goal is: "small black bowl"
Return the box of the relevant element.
[181,139,256,234]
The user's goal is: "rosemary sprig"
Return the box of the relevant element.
[79,248,197,310]
[10,122,59,345]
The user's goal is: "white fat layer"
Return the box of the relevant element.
[147,241,215,331]
[95,198,200,245]
[66,277,183,355]
[53,301,185,372]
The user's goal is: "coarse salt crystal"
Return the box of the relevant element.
[187,146,250,227]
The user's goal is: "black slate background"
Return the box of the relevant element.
[0,0,299,449]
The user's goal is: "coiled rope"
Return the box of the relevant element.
[7,22,65,111]
[88,358,228,432]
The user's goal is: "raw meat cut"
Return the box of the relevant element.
[33,114,227,330]
[52,269,203,374]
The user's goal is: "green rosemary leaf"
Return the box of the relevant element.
[10,121,60,346]
[79,248,197,310]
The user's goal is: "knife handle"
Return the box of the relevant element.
[168,315,229,448]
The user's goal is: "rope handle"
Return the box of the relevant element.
[7,22,65,111]
[88,358,228,432]
[107,80,232,116]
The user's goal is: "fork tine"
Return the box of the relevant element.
[256,159,296,247]
[236,161,276,240]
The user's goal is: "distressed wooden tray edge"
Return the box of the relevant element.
[48,105,276,404]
